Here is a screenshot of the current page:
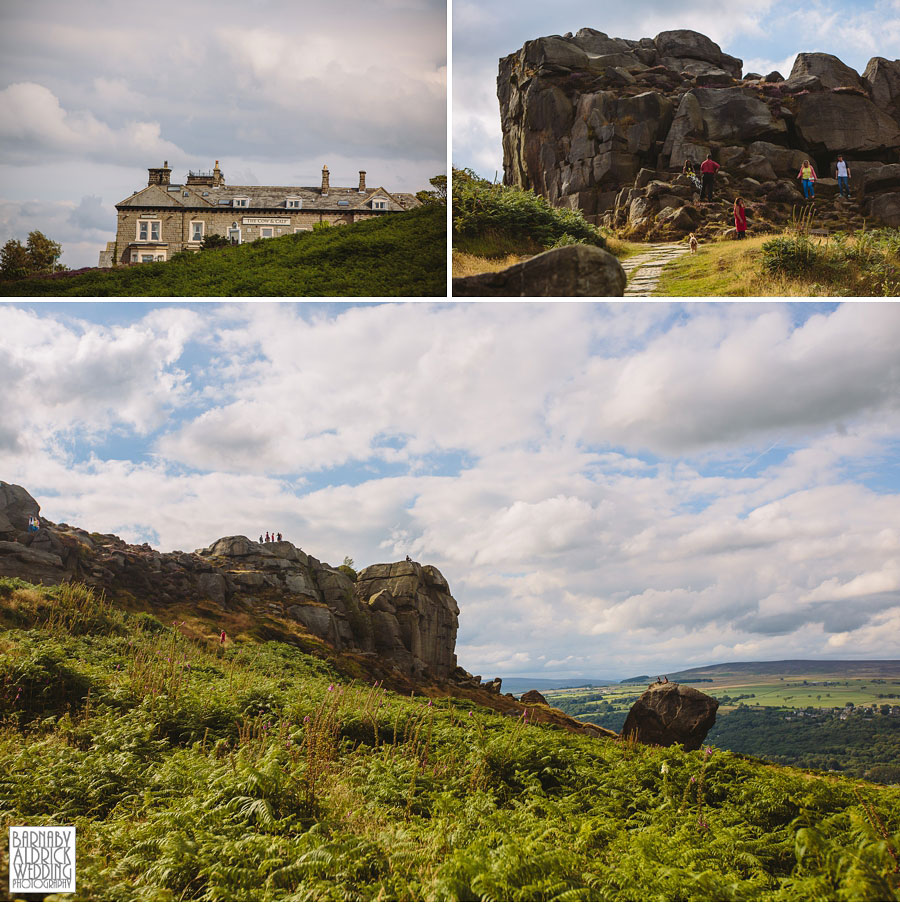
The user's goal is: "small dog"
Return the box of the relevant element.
[689,233,699,254]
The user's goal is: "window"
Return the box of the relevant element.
[338,200,350,207]
[294,227,311,233]
[260,227,274,239]
[286,199,302,209]
[190,221,205,243]
[137,219,161,241]
[141,254,155,263]
[372,200,387,210]
[233,197,249,207]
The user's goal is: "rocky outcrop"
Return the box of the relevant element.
[520,689,549,705]
[498,29,900,238]
[621,681,719,750]
[452,244,626,296]
[0,483,459,680]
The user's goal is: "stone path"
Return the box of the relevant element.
[621,242,690,296]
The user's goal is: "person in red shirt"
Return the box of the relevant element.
[700,153,720,202]
[734,197,747,238]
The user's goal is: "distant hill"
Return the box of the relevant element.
[669,660,900,679]
[502,676,617,693]
[0,205,445,297]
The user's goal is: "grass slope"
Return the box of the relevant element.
[0,206,446,298]
[653,229,900,297]
[1,578,898,901]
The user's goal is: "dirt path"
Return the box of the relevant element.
[621,242,690,296]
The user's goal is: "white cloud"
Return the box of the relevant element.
[1,302,899,678]
[0,82,185,167]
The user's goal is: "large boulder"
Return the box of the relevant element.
[864,57,900,121]
[654,29,742,78]
[355,560,459,679]
[790,52,865,90]
[794,92,900,155]
[0,482,41,536]
[690,86,787,144]
[868,192,900,226]
[621,681,719,750]
[452,244,627,297]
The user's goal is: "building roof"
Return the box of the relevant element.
[117,182,417,213]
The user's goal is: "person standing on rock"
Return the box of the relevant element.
[797,160,817,199]
[700,154,720,203]
[265,531,270,543]
[835,155,851,198]
[683,159,702,194]
[734,197,747,239]
[277,532,282,542]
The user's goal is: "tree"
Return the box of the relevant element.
[416,174,447,207]
[1,231,65,280]
[0,238,30,279]
[25,230,63,273]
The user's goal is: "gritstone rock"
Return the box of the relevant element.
[0,482,460,681]
[452,244,626,297]
[621,681,719,750]
[498,28,900,240]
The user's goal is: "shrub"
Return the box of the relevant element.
[452,167,603,252]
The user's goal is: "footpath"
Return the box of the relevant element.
[621,243,690,296]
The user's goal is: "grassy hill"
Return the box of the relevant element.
[0,206,446,297]
[671,660,900,679]
[1,578,898,901]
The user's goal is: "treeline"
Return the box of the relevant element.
[0,231,65,279]
[707,706,900,783]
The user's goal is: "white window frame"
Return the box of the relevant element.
[371,199,388,210]
[228,227,241,244]
[141,254,156,263]
[233,197,250,208]
[190,220,205,243]
[137,219,161,241]
[286,199,303,209]
[260,227,274,239]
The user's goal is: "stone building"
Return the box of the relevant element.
[99,161,419,266]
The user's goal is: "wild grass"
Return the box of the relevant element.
[0,581,898,900]
[653,225,900,297]
[0,205,447,298]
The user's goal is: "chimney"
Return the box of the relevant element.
[358,170,366,193]
[321,164,330,195]
[213,159,224,186]
[147,160,172,186]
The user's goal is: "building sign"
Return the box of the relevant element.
[242,217,291,226]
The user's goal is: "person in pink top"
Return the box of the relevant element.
[734,197,747,239]
[700,153,720,202]
[797,160,817,199]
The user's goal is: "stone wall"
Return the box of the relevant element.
[498,29,900,232]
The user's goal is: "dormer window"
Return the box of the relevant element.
[371,198,388,210]
[286,198,303,209]
[233,197,250,207]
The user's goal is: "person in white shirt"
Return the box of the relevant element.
[835,155,851,198]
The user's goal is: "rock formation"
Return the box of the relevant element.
[621,680,719,750]
[452,243,626,296]
[498,29,900,238]
[0,481,459,681]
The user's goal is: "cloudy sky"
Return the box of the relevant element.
[453,0,900,178]
[2,301,899,679]
[0,0,447,269]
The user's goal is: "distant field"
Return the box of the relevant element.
[542,672,900,715]
[542,667,900,782]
